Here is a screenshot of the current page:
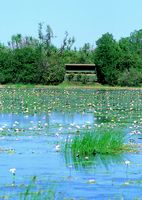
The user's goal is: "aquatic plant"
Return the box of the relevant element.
[19,188,56,200]
[65,127,134,157]
[19,176,56,200]
[9,168,16,185]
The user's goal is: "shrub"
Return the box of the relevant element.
[76,74,82,82]
[42,64,65,85]
[66,73,74,82]
[80,74,89,84]
[88,74,97,83]
[117,67,142,87]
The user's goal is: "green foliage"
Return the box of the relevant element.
[0,24,142,86]
[80,74,89,84]
[117,53,137,71]
[94,30,142,86]
[42,64,65,84]
[118,67,142,87]
[19,176,56,200]
[77,43,94,63]
[94,33,121,85]
[0,46,42,84]
[0,47,13,83]
[13,47,41,84]
[65,73,75,82]
[80,74,97,84]
[118,31,142,73]
[75,74,82,82]
[65,73,97,84]
[66,127,130,157]
[129,29,142,55]
[20,188,56,200]
[88,74,97,82]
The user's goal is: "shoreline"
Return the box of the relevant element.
[0,83,142,90]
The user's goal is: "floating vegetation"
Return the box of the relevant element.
[0,88,142,118]
[0,88,141,199]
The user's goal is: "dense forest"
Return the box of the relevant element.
[0,23,142,86]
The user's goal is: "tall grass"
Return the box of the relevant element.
[19,189,56,200]
[66,127,131,157]
[19,176,56,200]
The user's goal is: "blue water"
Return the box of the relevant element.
[0,113,142,199]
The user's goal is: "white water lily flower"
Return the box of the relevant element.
[76,125,80,129]
[124,181,130,185]
[55,133,60,137]
[55,144,60,152]
[88,179,96,184]
[124,160,130,165]
[9,168,16,174]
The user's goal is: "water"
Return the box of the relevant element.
[0,112,142,199]
[0,88,142,199]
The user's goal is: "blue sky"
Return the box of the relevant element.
[0,0,142,48]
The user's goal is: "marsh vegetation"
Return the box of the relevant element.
[0,88,142,199]
[65,127,133,158]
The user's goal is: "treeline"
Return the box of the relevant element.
[0,23,142,86]
[95,31,142,86]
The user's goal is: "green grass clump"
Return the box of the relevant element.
[67,127,130,157]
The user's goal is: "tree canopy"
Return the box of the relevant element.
[0,23,141,86]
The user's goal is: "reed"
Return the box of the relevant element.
[66,127,132,157]
[19,177,56,200]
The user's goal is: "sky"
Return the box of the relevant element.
[0,0,142,48]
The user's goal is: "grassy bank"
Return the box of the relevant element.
[1,82,142,90]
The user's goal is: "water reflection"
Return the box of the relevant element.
[65,151,124,171]
[0,112,95,134]
[0,112,94,125]
[48,112,94,125]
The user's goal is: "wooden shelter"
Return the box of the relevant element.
[65,64,96,73]
[64,64,97,83]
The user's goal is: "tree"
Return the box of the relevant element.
[0,46,14,83]
[117,67,142,86]
[129,29,142,55]
[94,33,121,85]
[77,43,94,63]
[11,46,41,83]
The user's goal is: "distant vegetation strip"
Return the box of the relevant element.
[0,23,142,86]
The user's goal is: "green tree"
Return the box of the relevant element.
[11,46,41,83]
[0,46,14,83]
[117,67,142,86]
[94,33,121,85]
[129,29,142,55]
[116,31,142,86]
[77,43,94,63]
